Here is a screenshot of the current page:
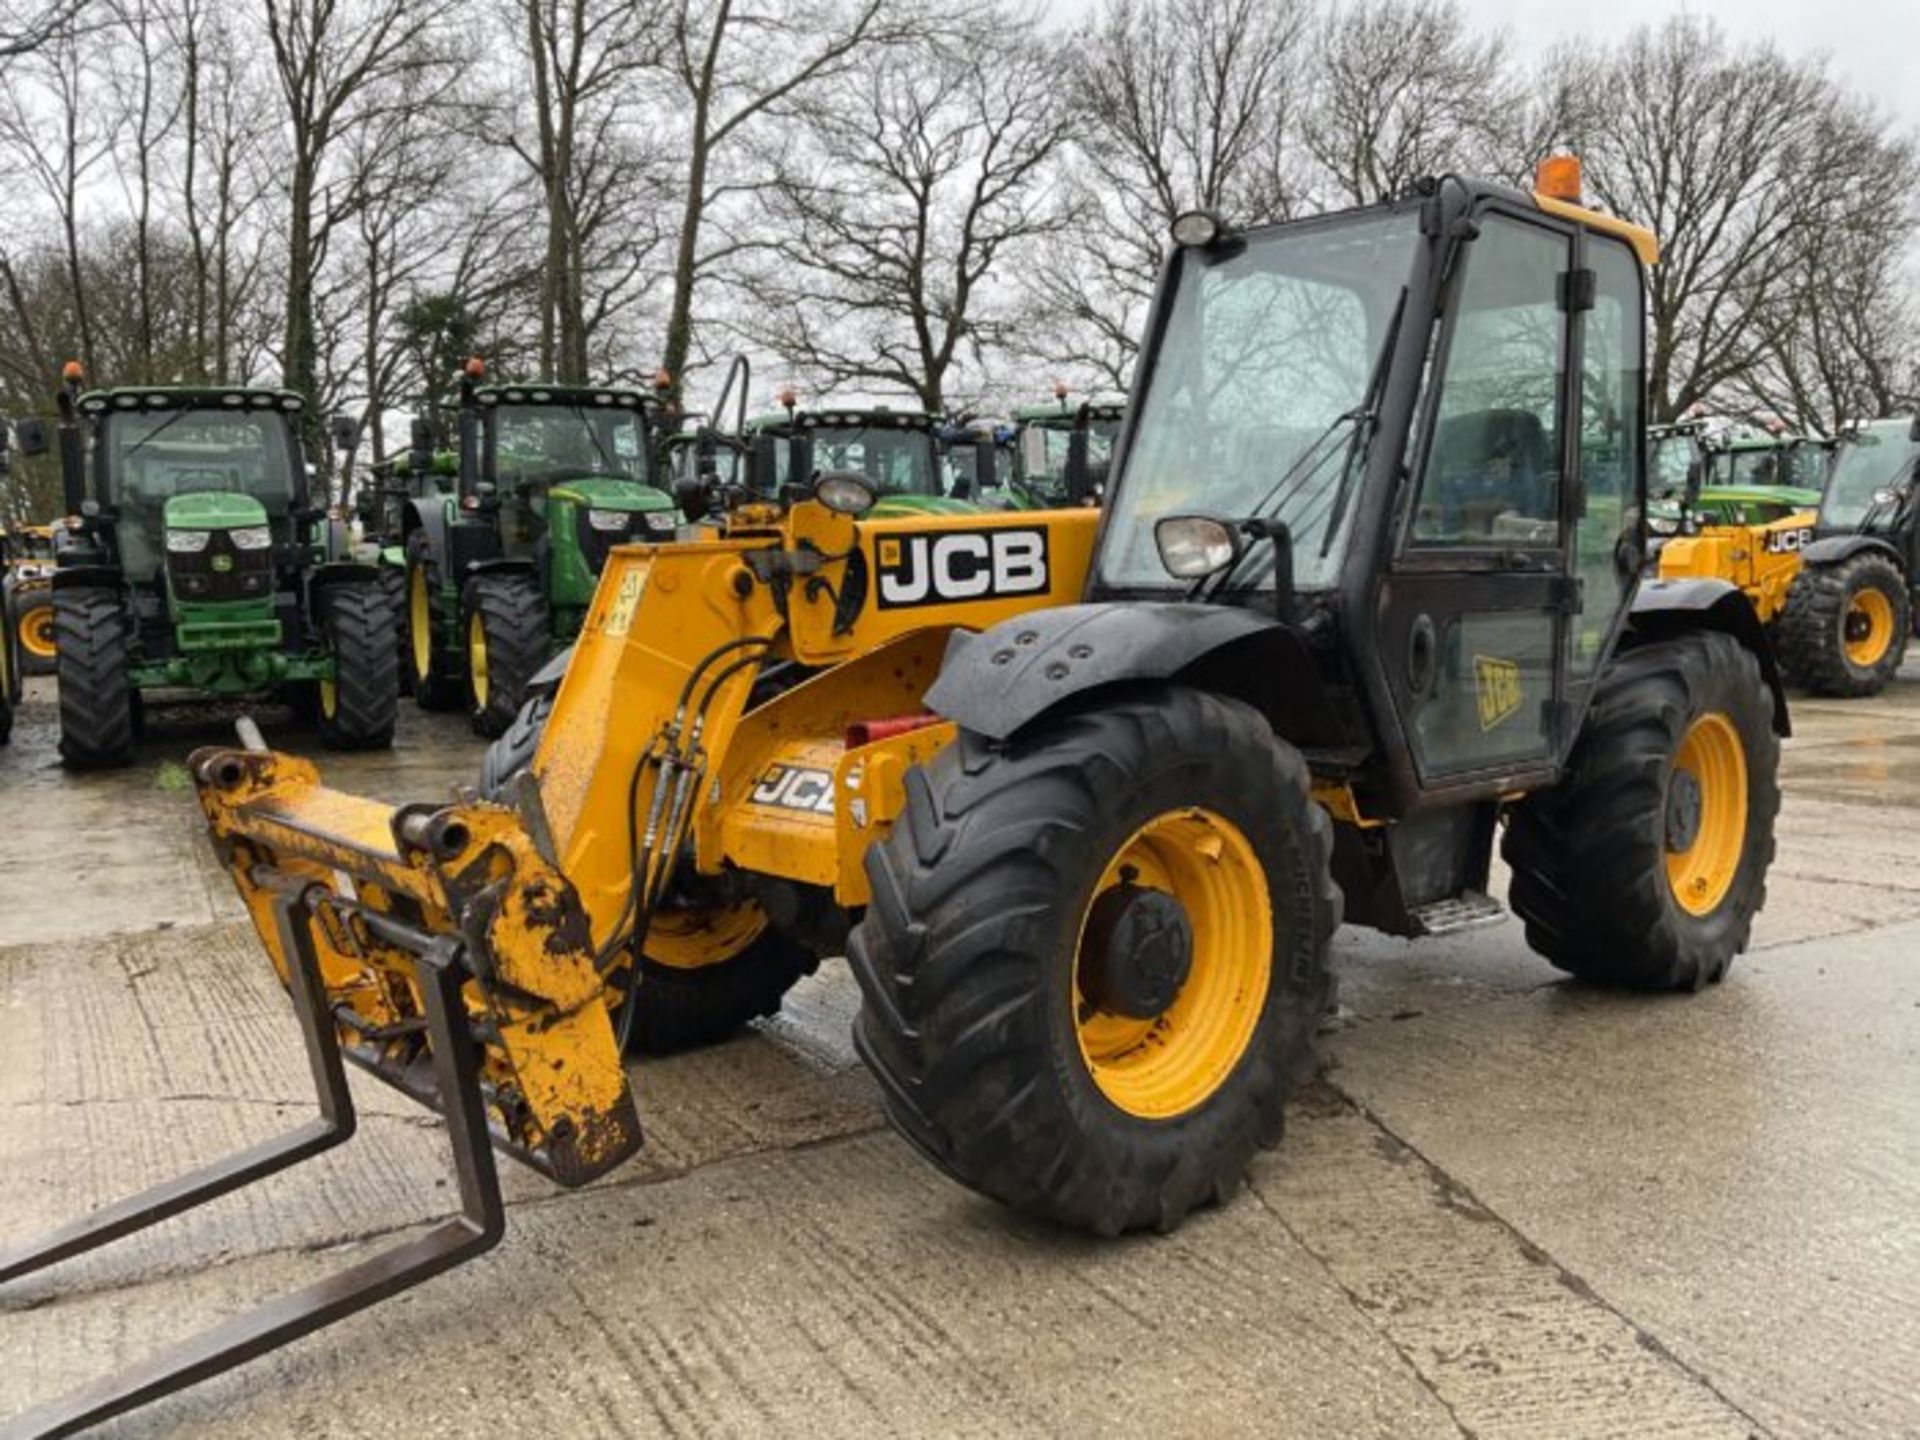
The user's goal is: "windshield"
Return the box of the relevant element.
[1823,419,1919,528]
[1648,433,1697,498]
[1097,208,1419,591]
[491,404,651,485]
[1719,445,1796,488]
[799,424,938,495]
[102,408,299,514]
[1024,416,1121,494]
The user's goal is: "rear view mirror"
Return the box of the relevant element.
[408,416,435,476]
[674,475,711,524]
[329,413,361,453]
[1908,415,1920,444]
[14,417,48,457]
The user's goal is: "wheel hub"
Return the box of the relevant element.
[1079,879,1193,1020]
[1666,769,1704,854]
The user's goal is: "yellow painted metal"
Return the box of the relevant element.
[319,677,337,718]
[1533,192,1660,266]
[409,564,432,681]
[1311,781,1384,829]
[1657,511,1817,626]
[1073,808,1273,1120]
[468,611,489,708]
[1666,712,1748,917]
[1844,587,1895,667]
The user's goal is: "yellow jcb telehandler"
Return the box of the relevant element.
[2,160,1789,1437]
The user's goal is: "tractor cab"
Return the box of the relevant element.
[1648,419,1823,534]
[936,419,1011,500]
[1004,394,1124,509]
[1819,417,1920,549]
[743,403,975,515]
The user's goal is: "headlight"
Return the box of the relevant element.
[1647,514,1679,536]
[166,529,211,554]
[643,510,677,534]
[1154,515,1239,579]
[814,472,877,517]
[587,508,630,532]
[229,526,272,550]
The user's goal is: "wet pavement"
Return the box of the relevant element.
[2,669,1917,1437]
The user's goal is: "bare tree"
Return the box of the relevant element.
[0,0,89,57]
[1024,0,1314,388]
[736,11,1071,412]
[1305,0,1519,206]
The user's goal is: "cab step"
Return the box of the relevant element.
[1409,890,1507,937]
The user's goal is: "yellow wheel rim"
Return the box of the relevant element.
[19,607,55,659]
[1073,808,1271,1121]
[1665,712,1748,917]
[642,903,768,969]
[1843,588,1894,668]
[319,677,338,719]
[467,612,489,708]
[409,567,432,681]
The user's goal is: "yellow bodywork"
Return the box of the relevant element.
[1657,510,1818,626]
[194,500,1100,1182]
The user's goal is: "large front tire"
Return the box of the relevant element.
[315,581,399,750]
[850,686,1339,1236]
[1504,630,1779,990]
[54,586,135,770]
[462,571,550,738]
[1775,552,1909,697]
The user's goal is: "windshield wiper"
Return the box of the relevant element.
[121,408,193,461]
[1318,285,1408,557]
[570,406,620,474]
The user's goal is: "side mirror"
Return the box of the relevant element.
[674,475,711,524]
[408,416,435,476]
[329,413,360,454]
[14,417,48,458]
[1908,415,1920,444]
[974,442,998,497]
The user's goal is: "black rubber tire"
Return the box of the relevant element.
[315,581,399,749]
[54,586,135,770]
[480,688,552,799]
[407,535,465,711]
[462,571,550,738]
[380,563,412,697]
[848,686,1340,1236]
[1504,630,1779,991]
[1775,552,1910,697]
[14,589,55,676]
[624,932,822,1056]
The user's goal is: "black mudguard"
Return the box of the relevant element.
[403,498,450,566]
[1622,578,1790,736]
[1802,533,1903,570]
[306,561,383,620]
[50,564,124,594]
[925,601,1344,745]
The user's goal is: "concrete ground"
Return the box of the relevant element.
[1,667,1917,1438]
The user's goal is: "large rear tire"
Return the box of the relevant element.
[1504,630,1779,990]
[1775,552,1909,697]
[462,571,550,738]
[407,536,465,711]
[315,581,399,750]
[54,586,135,770]
[849,686,1339,1236]
[14,589,56,676]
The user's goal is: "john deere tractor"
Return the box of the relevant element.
[998,389,1125,508]
[402,365,680,736]
[744,398,994,514]
[1659,417,1913,695]
[18,368,397,768]
[1647,419,1824,536]
[6,163,1790,1433]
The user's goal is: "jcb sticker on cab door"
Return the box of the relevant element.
[1474,655,1523,731]
[751,764,838,815]
[1762,526,1816,555]
[874,528,1050,608]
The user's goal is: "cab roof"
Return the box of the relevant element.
[77,386,305,414]
[745,406,938,435]
[469,382,660,410]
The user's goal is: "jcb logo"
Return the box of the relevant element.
[875,528,1050,608]
[751,765,837,815]
[1474,656,1523,732]
[1763,526,1816,555]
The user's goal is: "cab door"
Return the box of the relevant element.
[1376,209,1579,791]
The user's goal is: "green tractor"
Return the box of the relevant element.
[997,390,1125,509]
[742,396,992,515]
[936,417,1011,496]
[1647,418,1826,538]
[402,364,681,736]
[23,367,396,768]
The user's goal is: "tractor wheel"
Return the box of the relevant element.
[54,586,135,770]
[1504,630,1778,990]
[849,686,1339,1236]
[462,572,550,738]
[621,907,822,1055]
[480,688,552,799]
[14,590,56,676]
[1775,553,1909,697]
[406,537,465,711]
[380,564,412,697]
[315,581,399,750]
